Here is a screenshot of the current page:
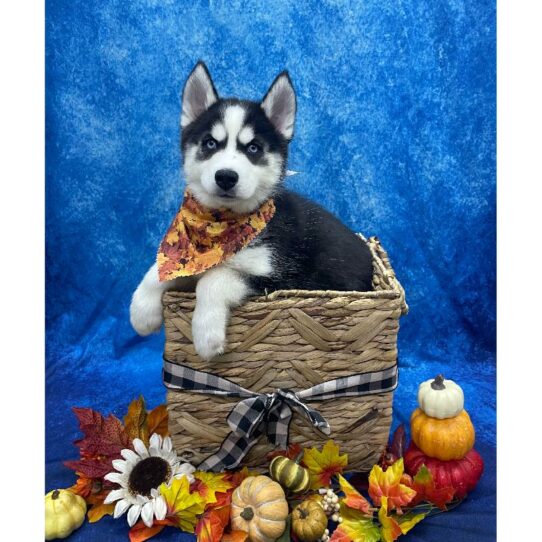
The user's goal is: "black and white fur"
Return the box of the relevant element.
[130,62,373,360]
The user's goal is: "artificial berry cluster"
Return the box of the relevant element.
[319,488,342,522]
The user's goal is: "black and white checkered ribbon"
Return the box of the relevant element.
[163,359,398,472]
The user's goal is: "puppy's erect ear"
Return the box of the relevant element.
[181,61,219,127]
[261,71,296,140]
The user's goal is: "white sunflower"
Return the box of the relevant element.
[103,433,195,527]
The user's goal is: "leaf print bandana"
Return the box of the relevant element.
[157,191,276,281]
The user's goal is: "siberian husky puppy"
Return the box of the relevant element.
[130,62,373,360]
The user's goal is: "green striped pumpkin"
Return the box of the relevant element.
[269,456,310,493]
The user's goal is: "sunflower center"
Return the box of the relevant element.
[128,456,172,497]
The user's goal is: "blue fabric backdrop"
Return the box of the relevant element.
[46,1,496,540]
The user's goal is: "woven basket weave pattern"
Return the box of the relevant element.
[164,236,407,471]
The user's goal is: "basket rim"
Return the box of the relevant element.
[163,288,401,302]
[162,234,407,311]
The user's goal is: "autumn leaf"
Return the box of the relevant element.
[378,497,425,542]
[160,476,206,532]
[396,512,426,535]
[303,440,348,489]
[147,404,169,437]
[128,521,166,542]
[196,505,231,542]
[266,443,304,461]
[378,497,402,542]
[124,397,149,444]
[225,467,258,488]
[65,407,131,489]
[192,471,234,506]
[87,503,115,523]
[329,503,380,542]
[64,458,115,480]
[389,425,406,460]
[337,474,372,515]
[69,407,131,459]
[368,458,416,513]
[222,530,249,542]
[70,475,94,498]
[409,465,455,510]
[328,527,352,542]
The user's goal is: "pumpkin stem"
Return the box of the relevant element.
[241,507,254,521]
[299,508,309,519]
[431,374,446,390]
[52,490,60,500]
[294,451,304,464]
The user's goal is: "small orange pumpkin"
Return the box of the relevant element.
[410,408,475,460]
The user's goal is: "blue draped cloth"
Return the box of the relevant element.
[46,1,495,540]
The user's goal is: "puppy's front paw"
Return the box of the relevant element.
[192,313,226,361]
[130,287,163,336]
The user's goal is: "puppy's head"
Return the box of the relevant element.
[180,62,296,213]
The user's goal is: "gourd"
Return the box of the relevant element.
[410,408,475,461]
[404,442,484,499]
[291,500,328,542]
[45,489,86,540]
[269,455,310,493]
[231,475,289,542]
[417,375,464,419]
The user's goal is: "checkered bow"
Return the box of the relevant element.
[163,359,398,472]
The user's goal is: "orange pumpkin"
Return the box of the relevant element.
[410,408,475,460]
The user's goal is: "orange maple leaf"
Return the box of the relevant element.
[128,521,167,542]
[147,405,169,437]
[69,475,94,498]
[303,440,348,489]
[368,459,416,514]
[222,531,249,542]
[337,474,372,515]
[87,503,115,523]
[196,505,231,542]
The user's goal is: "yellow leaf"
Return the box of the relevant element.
[87,503,115,523]
[368,458,416,513]
[377,496,426,542]
[302,440,348,489]
[193,471,234,506]
[330,503,380,542]
[378,497,402,542]
[397,512,426,535]
[160,476,206,532]
[124,397,149,444]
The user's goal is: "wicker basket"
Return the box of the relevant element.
[163,235,407,472]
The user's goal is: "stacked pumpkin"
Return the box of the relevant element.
[404,375,484,499]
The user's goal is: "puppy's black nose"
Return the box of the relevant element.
[215,169,239,191]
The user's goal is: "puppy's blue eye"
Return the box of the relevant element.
[203,138,217,150]
[247,142,261,154]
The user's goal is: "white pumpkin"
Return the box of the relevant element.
[417,375,464,419]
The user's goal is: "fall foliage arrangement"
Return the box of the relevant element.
[47,375,484,542]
